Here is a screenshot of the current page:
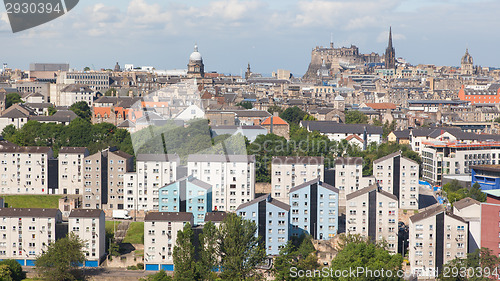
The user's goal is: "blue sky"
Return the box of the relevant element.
[0,0,498,76]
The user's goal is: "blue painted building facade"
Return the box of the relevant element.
[289,178,339,240]
[471,165,500,191]
[236,194,290,255]
[158,176,212,225]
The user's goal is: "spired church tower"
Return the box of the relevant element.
[461,48,474,75]
[187,44,205,78]
[384,27,396,69]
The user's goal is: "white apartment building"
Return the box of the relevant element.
[373,152,419,209]
[409,204,468,278]
[187,154,255,212]
[144,212,193,271]
[56,84,96,107]
[68,209,105,266]
[58,147,89,195]
[271,156,324,203]
[346,184,399,254]
[421,140,500,186]
[452,197,481,253]
[334,157,375,207]
[0,143,53,195]
[127,154,180,211]
[0,208,62,266]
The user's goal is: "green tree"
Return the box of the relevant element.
[35,233,86,281]
[48,106,57,116]
[1,125,17,139]
[273,235,319,281]
[198,221,219,281]
[141,270,173,281]
[383,120,397,138]
[0,259,24,281]
[5,93,22,109]
[237,101,253,109]
[219,213,266,280]
[345,110,369,124]
[69,101,92,121]
[0,264,13,281]
[267,105,283,115]
[439,248,500,281]
[83,66,90,71]
[330,234,403,281]
[280,106,307,124]
[173,222,196,281]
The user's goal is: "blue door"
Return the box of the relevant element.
[26,260,35,266]
[161,264,174,271]
[145,264,159,271]
[85,260,99,267]
[15,260,25,266]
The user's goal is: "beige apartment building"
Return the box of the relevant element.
[271,156,324,203]
[0,144,53,195]
[373,152,419,209]
[106,150,134,210]
[187,154,255,212]
[346,184,399,254]
[335,157,375,207]
[83,151,105,209]
[409,204,468,278]
[0,208,62,265]
[58,147,89,195]
[68,209,105,265]
[144,212,193,270]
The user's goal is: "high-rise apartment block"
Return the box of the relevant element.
[289,178,339,240]
[187,154,255,212]
[236,194,290,255]
[373,152,419,209]
[271,156,324,203]
[346,184,399,254]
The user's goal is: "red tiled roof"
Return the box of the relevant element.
[364,103,397,110]
[261,116,288,125]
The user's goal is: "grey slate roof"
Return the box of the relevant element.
[204,211,227,222]
[236,194,290,211]
[410,204,467,224]
[346,184,398,201]
[453,197,480,210]
[144,212,193,222]
[69,209,103,218]
[289,178,339,194]
[0,208,59,218]
[334,157,363,165]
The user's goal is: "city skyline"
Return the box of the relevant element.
[0,0,499,75]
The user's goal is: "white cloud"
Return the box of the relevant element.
[377,30,406,43]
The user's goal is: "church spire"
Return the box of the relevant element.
[388,26,393,49]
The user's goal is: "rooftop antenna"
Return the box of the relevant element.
[330,32,334,48]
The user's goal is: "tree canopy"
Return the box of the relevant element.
[2,119,134,156]
[345,110,369,124]
[69,101,92,122]
[330,234,403,281]
[5,93,22,109]
[443,181,486,204]
[35,233,86,281]
[173,222,196,281]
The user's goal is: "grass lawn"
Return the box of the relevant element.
[123,222,144,244]
[3,195,62,208]
[105,221,121,235]
[134,249,144,257]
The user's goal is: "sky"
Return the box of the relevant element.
[0,0,499,76]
